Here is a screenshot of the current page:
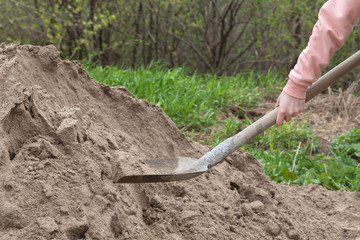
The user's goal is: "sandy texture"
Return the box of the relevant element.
[0,42,360,240]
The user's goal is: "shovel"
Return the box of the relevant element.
[117,51,360,183]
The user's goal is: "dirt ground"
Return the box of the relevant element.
[0,42,360,240]
[297,90,360,138]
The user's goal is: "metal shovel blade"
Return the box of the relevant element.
[116,157,207,183]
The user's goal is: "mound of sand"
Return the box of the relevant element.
[0,42,359,240]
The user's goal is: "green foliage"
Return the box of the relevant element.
[1,0,358,75]
[0,0,115,58]
[331,128,360,162]
[247,124,360,192]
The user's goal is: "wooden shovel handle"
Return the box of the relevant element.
[204,51,360,168]
[305,51,360,102]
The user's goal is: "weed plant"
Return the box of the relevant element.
[84,63,360,191]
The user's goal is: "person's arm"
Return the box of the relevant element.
[276,0,360,126]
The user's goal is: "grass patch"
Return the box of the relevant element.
[84,62,360,191]
[245,122,360,191]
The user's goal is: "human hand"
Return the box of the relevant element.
[275,91,305,126]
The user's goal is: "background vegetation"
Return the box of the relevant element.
[1,0,359,76]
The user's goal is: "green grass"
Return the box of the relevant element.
[245,122,360,191]
[84,62,360,192]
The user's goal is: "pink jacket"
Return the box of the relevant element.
[283,0,360,99]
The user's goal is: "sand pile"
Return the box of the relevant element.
[0,42,359,240]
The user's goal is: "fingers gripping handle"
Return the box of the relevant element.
[203,50,360,168]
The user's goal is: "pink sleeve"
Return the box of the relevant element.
[283,0,360,99]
